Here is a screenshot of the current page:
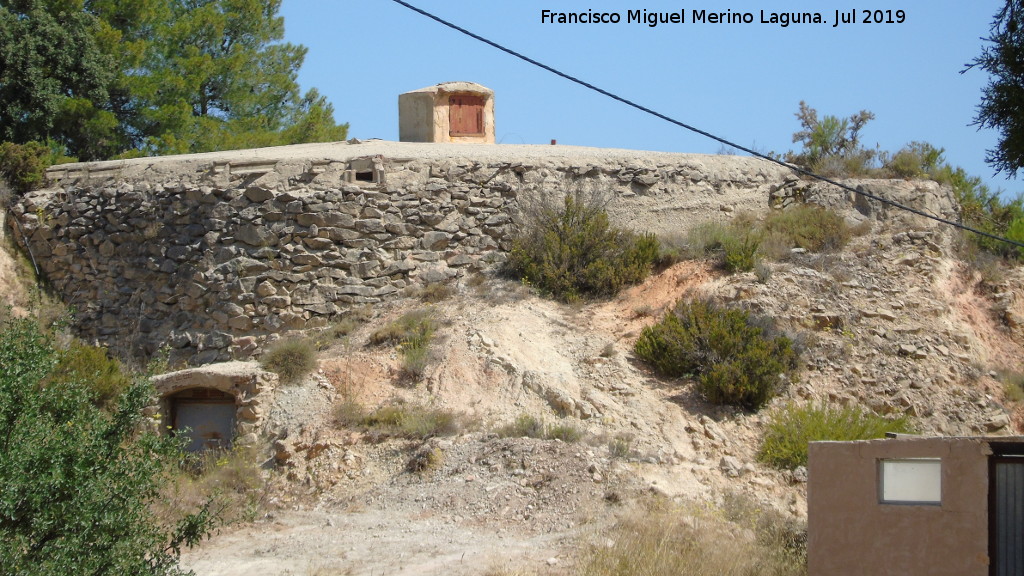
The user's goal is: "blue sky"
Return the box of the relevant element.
[281,1,1016,195]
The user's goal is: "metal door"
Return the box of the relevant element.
[992,457,1024,575]
[173,400,236,452]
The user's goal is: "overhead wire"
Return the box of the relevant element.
[389,0,1024,251]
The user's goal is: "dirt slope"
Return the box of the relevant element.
[3,209,1022,575]
[179,219,1024,575]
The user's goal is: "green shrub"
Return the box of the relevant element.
[634,299,798,410]
[370,309,437,382]
[407,446,445,473]
[357,402,461,440]
[0,142,49,195]
[545,423,584,443]
[786,101,877,176]
[310,317,360,350]
[722,232,761,272]
[162,446,267,526]
[47,342,132,411]
[334,398,368,428]
[999,370,1024,403]
[260,338,317,384]
[495,414,582,442]
[496,414,546,439]
[413,282,455,303]
[505,191,659,302]
[369,309,435,346]
[758,403,913,469]
[683,220,764,273]
[0,140,74,198]
[683,221,730,257]
[399,339,431,381]
[884,141,947,179]
[0,316,214,575]
[763,204,851,252]
[654,233,686,269]
[607,432,636,459]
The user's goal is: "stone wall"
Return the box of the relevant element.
[7,141,955,366]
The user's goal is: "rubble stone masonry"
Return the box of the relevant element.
[8,141,956,366]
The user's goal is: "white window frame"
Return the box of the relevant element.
[878,458,942,505]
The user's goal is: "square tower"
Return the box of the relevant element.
[399,82,495,143]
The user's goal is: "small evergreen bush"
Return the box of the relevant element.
[758,403,913,469]
[260,338,317,384]
[0,141,49,195]
[722,232,761,272]
[506,191,659,302]
[0,140,74,197]
[496,414,546,439]
[369,309,435,346]
[47,342,132,411]
[399,339,431,381]
[634,299,798,410]
[763,204,851,252]
[682,220,763,273]
[683,221,731,257]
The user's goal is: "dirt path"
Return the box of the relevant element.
[182,506,578,576]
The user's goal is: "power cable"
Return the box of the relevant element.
[389,0,1024,251]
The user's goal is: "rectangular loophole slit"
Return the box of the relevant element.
[355,171,374,182]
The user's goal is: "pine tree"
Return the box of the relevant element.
[0,0,348,160]
[967,1,1024,177]
[116,0,348,155]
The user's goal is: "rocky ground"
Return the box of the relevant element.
[175,215,1024,575]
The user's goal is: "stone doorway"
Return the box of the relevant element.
[152,361,277,452]
[170,388,237,452]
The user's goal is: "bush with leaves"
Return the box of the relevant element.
[0,141,49,195]
[46,341,132,411]
[337,400,462,440]
[758,403,912,469]
[506,191,659,302]
[0,316,213,576]
[682,219,763,272]
[763,203,851,252]
[952,170,1024,260]
[721,232,761,273]
[787,101,877,175]
[495,414,583,442]
[634,299,798,410]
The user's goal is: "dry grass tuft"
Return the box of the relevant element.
[261,337,318,384]
[577,499,806,576]
[156,446,270,529]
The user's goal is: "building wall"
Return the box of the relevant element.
[808,438,992,576]
[398,92,435,143]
